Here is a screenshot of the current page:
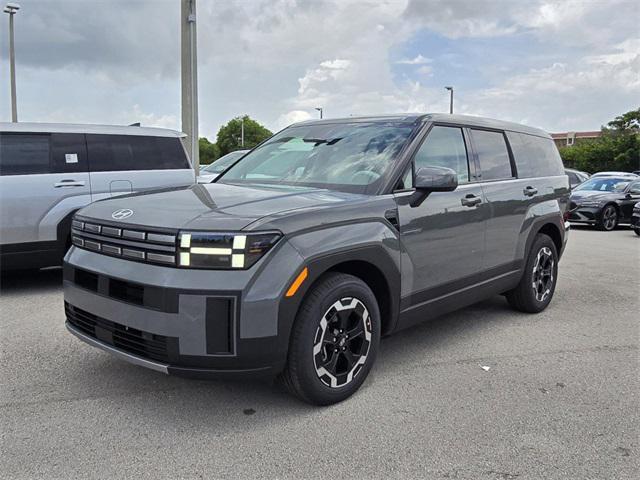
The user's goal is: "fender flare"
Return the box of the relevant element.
[276,244,401,353]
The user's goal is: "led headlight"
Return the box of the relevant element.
[177,231,281,269]
[579,201,602,207]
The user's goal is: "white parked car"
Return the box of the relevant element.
[0,123,194,270]
[197,150,248,184]
[591,171,638,179]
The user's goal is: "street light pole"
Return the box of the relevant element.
[181,0,199,174]
[315,107,323,119]
[445,86,453,115]
[4,3,20,122]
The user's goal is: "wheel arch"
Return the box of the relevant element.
[278,246,401,350]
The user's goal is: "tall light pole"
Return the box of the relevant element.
[4,3,20,122]
[181,0,199,174]
[315,107,323,119]
[444,86,453,115]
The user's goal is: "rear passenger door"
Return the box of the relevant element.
[86,134,194,201]
[469,128,525,273]
[0,132,91,246]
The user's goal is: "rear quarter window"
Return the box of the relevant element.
[86,134,190,172]
[506,132,565,178]
[0,133,51,175]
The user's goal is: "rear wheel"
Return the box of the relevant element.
[634,227,640,236]
[280,272,380,405]
[506,233,558,313]
[597,204,618,231]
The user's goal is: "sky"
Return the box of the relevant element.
[0,0,638,140]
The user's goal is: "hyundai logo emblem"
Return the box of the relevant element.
[111,208,134,220]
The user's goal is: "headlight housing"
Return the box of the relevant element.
[579,201,602,207]
[177,231,281,269]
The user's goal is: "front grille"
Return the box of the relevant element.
[71,217,177,266]
[66,303,175,363]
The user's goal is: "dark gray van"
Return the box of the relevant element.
[0,123,194,270]
[63,114,569,405]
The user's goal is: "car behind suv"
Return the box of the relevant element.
[63,114,569,405]
[0,123,194,270]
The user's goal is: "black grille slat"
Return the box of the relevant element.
[66,303,173,364]
[71,218,177,267]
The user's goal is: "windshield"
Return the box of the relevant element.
[202,150,247,174]
[218,122,415,194]
[574,177,630,192]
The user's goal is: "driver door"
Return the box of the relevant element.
[395,125,488,320]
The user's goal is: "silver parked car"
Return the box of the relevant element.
[0,123,194,270]
[197,150,248,184]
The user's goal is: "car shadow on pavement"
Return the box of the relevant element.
[0,267,63,294]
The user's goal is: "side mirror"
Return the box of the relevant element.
[414,166,458,192]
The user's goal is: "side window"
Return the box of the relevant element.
[471,129,513,181]
[506,131,564,178]
[156,137,191,169]
[629,182,640,194]
[567,172,578,184]
[394,164,413,191]
[414,126,470,184]
[0,133,51,176]
[87,135,190,172]
[51,133,88,173]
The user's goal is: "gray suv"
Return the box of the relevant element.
[0,123,194,270]
[63,114,570,405]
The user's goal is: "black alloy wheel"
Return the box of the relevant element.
[598,205,618,231]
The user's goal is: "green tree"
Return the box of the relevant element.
[558,108,639,173]
[199,137,219,165]
[216,115,272,156]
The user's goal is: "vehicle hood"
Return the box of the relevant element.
[570,190,620,203]
[77,183,372,233]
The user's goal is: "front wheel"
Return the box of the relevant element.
[506,233,559,313]
[280,272,380,405]
[597,205,618,231]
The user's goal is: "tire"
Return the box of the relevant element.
[279,272,381,406]
[506,233,559,313]
[635,228,640,237]
[597,204,618,231]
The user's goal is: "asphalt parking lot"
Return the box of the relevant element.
[1,227,638,479]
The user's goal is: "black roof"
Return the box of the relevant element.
[294,113,550,138]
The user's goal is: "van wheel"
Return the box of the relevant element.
[506,234,558,313]
[280,272,380,406]
[634,227,640,236]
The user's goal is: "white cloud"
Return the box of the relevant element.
[396,54,432,65]
[276,110,313,130]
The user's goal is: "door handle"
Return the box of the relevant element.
[523,186,538,197]
[461,194,482,207]
[54,180,85,188]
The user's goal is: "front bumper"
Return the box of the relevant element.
[63,240,304,377]
[568,205,600,224]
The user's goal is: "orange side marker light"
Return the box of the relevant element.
[286,267,308,297]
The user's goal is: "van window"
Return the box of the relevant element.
[506,132,564,178]
[470,129,513,181]
[86,135,190,172]
[51,133,88,173]
[0,133,51,176]
[414,126,470,183]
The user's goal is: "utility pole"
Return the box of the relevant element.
[315,107,323,119]
[445,86,453,114]
[4,3,20,122]
[181,0,199,174]
[240,117,244,147]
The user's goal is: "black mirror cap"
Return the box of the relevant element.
[414,166,458,192]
